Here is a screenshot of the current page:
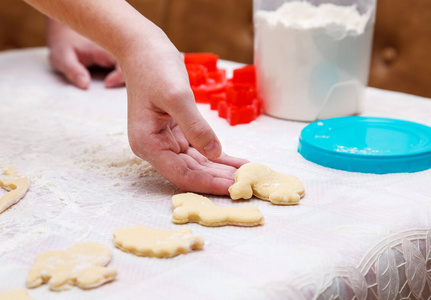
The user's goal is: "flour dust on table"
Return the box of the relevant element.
[0,161,30,214]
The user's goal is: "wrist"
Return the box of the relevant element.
[114,21,169,67]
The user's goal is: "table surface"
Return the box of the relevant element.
[1,48,431,300]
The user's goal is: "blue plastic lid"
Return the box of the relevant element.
[298,116,431,173]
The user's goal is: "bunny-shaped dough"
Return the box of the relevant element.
[229,163,304,205]
[172,193,264,226]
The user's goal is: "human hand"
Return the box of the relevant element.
[36,2,246,195]
[119,27,248,195]
[46,18,124,89]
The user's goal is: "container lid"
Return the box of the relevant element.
[298,116,431,173]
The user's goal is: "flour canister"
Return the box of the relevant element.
[253,0,376,121]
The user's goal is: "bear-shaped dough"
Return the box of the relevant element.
[114,226,204,258]
[26,242,117,291]
[0,161,30,214]
[172,193,264,227]
[229,162,304,205]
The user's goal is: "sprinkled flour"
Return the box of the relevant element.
[0,81,172,257]
[77,133,158,180]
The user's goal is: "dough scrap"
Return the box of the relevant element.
[114,226,204,258]
[26,242,117,291]
[0,289,34,300]
[0,161,30,214]
[172,193,264,227]
[229,162,305,205]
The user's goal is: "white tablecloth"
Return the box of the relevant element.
[1,48,431,300]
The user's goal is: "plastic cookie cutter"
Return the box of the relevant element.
[184,53,226,103]
[184,53,262,126]
[210,65,262,126]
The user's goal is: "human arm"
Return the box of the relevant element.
[24,0,247,194]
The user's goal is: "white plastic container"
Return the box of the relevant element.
[254,0,376,121]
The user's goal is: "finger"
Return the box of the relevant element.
[164,89,222,160]
[170,122,189,153]
[211,153,249,169]
[50,49,91,89]
[91,48,117,68]
[185,147,248,176]
[183,172,233,195]
[153,150,233,195]
[104,65,125,88]
[181,149,237,180]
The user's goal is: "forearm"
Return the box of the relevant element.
[25,0,232,194]
[24,0,162,61]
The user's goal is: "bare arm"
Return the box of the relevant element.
[24,0,248,194]
[25,0,147,59]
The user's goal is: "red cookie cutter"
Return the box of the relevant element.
[184,53,226,104]
[184,53,261,126]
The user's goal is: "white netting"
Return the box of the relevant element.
[1,48,431,300]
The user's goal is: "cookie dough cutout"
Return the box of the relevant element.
[0,162,30,214]
[0,289,34,300]
[172,193,264,227]
[229,162,305,205]
[26,242,117,291]
[114,226,204,258]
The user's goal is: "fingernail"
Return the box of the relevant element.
[76,74,88,89]
[204,140,221,159]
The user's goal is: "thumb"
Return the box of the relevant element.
[104,64,125,88]
[50,49,91,89]
[167,91,222,159]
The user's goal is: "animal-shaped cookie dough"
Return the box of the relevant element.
[26,242,117,291]
[229,162,305,205]
[0,161,30,214]
[0,289,34,300]
[172,193,264,227]
[114,226,204,258]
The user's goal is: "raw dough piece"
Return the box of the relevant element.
[229,162,305,205]
[26,242,117,291]
[0,289,34,300]
[0,161,30,214]
[114,226,204,258]
[172,193,264,226]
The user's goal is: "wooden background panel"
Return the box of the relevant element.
[1,0,431,98]
[163,0,253,63]
[369,0,431,98]
[0,1,45,50]
[127,0,169,28]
